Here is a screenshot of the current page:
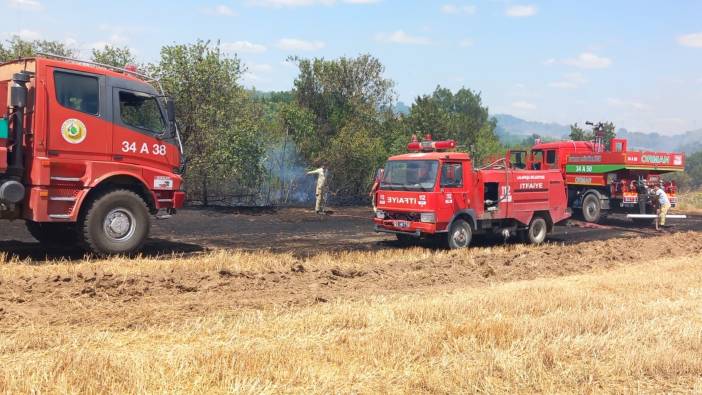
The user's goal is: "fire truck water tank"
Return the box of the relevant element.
[0,180,24,204]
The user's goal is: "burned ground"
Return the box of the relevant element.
[1,206,701,261]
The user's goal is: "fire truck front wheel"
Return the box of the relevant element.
[80,189,150,255]
[448,219,472,249]
[526,216,548,244]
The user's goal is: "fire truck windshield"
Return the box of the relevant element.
[380,160,439,191]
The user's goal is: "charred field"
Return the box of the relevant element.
[1,207,702,393]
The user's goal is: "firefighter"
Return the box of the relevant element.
[370,168,384,212]
[652,184,671,230]
[307,167,328,214]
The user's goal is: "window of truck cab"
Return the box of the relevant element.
[54,70,100,115]
[380,160,439,191]
[117,90,166,135]
[440,162,463,188]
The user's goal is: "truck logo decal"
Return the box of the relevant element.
[379,194,386,205]
[154,176,174,190]
[418,195,427,206]
[445,193,453,204]
[61,118,87,144]
[641,154,669,164]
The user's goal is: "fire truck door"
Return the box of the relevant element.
[439,162,467,215]
[46,68,112,160]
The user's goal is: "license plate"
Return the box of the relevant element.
[394,220,410,228]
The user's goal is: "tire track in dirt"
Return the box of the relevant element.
[1,231,700,328]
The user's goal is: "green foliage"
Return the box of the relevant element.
[289,54,396,196]
[405,86,502,162]
[570,121,616,148]
[150,40,263,204]
[0,36,75,62]
[91,45,136,68]
[685,151,702,189]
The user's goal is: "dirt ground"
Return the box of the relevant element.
[1,206,701,261]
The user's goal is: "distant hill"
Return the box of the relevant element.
[493,114,569,139]
[618,128,702,154]
[494,114,702,154]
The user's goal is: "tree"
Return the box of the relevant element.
[150,40,264,205]
[289,54,397,198]
[0,36,75,62]
[570,121,616,148]
[405,86,502,162]
[91,45,136,68]
[569,122,590,141]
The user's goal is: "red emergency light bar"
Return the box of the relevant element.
[407,138,456,152]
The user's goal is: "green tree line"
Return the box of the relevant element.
[1,36,504,205]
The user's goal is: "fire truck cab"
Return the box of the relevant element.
[0,55,185,255]
[373,136,570,249]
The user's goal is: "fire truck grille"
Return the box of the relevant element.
[385,212,420,222]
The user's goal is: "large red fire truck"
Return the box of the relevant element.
[0,55,185,255]
[508,122,685,223]
[373,136,571,248]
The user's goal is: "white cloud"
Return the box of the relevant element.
[543,58,556,66]
[563,52,611,69]
[548,72,587,89]
[247,0,378,7]
[458,38,473,47]
[8,0,43,11]
[375,30,431,45]
[607,97,648,111]
[512,100,536,110]
[677,32,702,48]
[441,4,476,15]
[248,63,273,73]
[506,4,536,17]
[221,41,267,53]
[277,38,325,51]
[202,4,237,16]
[12,29,41,40]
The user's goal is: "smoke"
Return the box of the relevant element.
[260,137,317,205]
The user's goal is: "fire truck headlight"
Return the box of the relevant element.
[420,212,436,223]
[376,210,385,219]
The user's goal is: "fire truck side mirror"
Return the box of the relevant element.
[166,98,176,124]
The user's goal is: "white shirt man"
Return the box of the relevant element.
[653,185,671,229]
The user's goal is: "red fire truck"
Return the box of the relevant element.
[508,122,685,223]
[373,136,571,248]
[0,55,185,255]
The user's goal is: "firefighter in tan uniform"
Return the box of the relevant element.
[307,167,328,213]
[652,185,671,231]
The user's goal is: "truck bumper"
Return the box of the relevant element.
[374,225,422,238]
[373,219,437,236]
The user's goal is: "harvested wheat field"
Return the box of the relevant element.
[1,231,702,393]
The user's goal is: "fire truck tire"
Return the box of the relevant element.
[448,219,472,249]
[526,216,548,244]
[25,221,78,245]
[79,189,150,255]
[581,193,602,223]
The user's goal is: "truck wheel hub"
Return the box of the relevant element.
[104,208,135,241]
[453,228,468,244]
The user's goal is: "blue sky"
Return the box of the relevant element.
[4,0,702,134]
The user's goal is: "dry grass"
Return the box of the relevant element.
[676,190,702,214]
[2,249,702,393]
